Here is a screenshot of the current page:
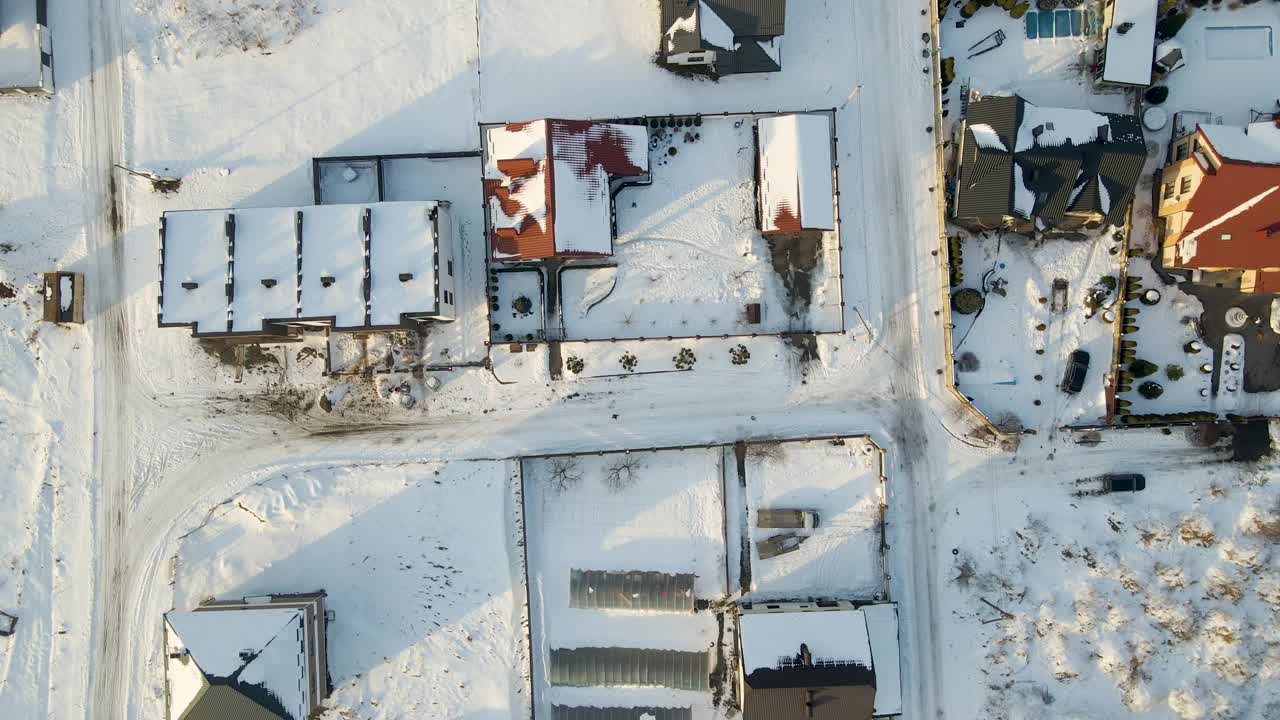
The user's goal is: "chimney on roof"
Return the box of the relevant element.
[1117,22,1134,35]
[260,278,277,288]
[799,643,813,667]
[181,281,198,290]
[1032,124,1045,140]
[1097,124,1110,143]
[320,275,336,288]
[398,272,414,282]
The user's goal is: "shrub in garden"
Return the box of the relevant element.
[1010,1,1029,18]
[1156,10,1187,41]
[566,356,585,374]
[730,344,750,365]
[1144,86,1169,105]
[1130,358,1158,378]
[674,348,696,370]
[1166,364,1184,381]
[620,351,638,372]
[1138,381,1164,400]
[952,288,984,315]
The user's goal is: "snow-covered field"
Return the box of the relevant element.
[935,429,1280,720]
[167,461,530,720]
[951,231,1123,432]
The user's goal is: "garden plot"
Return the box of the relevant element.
[493,269,545,343]
[951,230,1123,432]
[1111,259,1214,416]
[558,116,842,341]
[523,449,728,719]
[934,435,1280,720]
[739,437,886,601]
[1161,3,1280,126]
[169,461,529,720]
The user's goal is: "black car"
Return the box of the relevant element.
[1101,473,1146,492]
[1061,349,1090,394]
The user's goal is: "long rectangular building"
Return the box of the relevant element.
[158,200,457,340]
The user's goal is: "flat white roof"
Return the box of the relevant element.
[230,207,298,332]
[1201,122,1280,166]
[299,205,368,328]
[1102,0,1157,86]
[739,608,873,675]
[863,603,902,716]
[0,0,41,90]
[162,211,230,334]
[162,201,445,334]
[758,113,835,233]
[368,201,438,325]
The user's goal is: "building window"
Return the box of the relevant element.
[1192,138,1199,152]
[447,260,453,277]
[1180,177,1192,194]
[443,290,453,305]
[1162,183,1174,200]
[1220,234,1232,241]
[1174,142,1189,161]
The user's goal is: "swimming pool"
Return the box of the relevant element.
[1205,25,1274,61]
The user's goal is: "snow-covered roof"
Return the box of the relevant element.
[699,2,735,51]
[739,608,873,674]
[757,113,835,234]
[484,119,648,261]
[863,603,902,716]
[1015,104,1111,151]
[165,608,309,720]
[230,208,298,332]
[1101,0,1157,86]
[1200,122,1280,166]
[162,201,445,335]
[0,0,41,90]
[161,210,231,335]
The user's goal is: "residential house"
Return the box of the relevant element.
[659,0,785,76]
[952,94,1146,234]
[163,592,331,720]
[1158,120,1280,292]
[756,112,836,235]
[0,0,53,95]
[1097,0,1156,88]
[737,601,901,720]
[42,271,83,324]
[482,119,649,262]
[158,200,457,341]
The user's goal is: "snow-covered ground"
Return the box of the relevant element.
[740,437,887,601]
[951,230,1123,432]
[523,450,727,719]
[934,428,1280,720]
[1160,3,1280,127]
[559,115,842,340]
[167,461,530,720]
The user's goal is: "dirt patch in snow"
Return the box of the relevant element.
[132,0,320,62]
[765,231,822,314]
[0,283,15,300]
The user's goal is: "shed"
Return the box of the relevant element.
[756,113,836,235]
[42,271,84,324]
[0,0,54,95]
[1100,0,1157,87]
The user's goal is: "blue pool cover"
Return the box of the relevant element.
[1055,10,1071,38]
[1039,11,1055,39]
[1026,11,1038,39]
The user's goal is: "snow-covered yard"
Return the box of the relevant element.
[1160,3,1280,127]
[934,431,1280,720]
[951,230,1124,432]
[557,114,842,341]
[522,449,728,719]
[167,461,530,720]
[738,437,887,601]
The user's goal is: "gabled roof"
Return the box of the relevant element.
[659,0,785,74]
[165,608,309,720]
[1101,0,1157,86]
[484,119,648,261]
[757,113,835,234]
[954,95,1145,228]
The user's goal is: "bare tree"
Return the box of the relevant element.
[547,457,583,493]
[603,455,642,491]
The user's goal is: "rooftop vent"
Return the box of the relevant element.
[1117,21,1134,35]
[260,278,277,288]
[398,272,414,282]
[1032,124,1045,139]
[181,281,199,290]
[1097,124,1110,142]
[320,275,336,288]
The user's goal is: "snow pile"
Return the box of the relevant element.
[130,0,321,62]
[969,123,1007,152]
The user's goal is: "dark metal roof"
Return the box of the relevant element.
[178,685,287,720]
[659,0,785,75]
[553,706,693,720]
[569,570,696,612]
[549,647,710,690]
[954,95,1146,229]
[742,685,877,720]
[703,0,786,36]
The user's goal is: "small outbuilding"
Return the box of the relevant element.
[756,113,836,235]
[737,600,901,720]
[659,0,787,76]
[0,0,54,95]
[1098,0,1157,88]
[163,592,331,720]
[42,271,84,324]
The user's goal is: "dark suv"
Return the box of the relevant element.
[1101,473,1146,493]
[1061,350,1090,394]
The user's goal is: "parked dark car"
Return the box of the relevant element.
[1101,473,1146,493]
[1061,349,1091,394]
